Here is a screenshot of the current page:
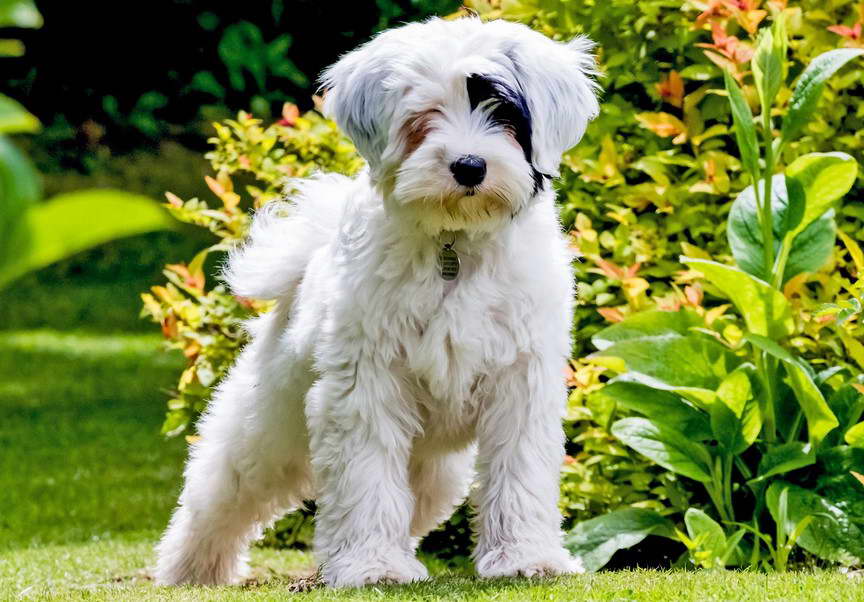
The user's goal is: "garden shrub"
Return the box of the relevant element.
[144,0,864,562]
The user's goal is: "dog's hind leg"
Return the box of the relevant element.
[154,304,315,585]
[408,446,475,540]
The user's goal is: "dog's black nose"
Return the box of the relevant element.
[449,155,486,187]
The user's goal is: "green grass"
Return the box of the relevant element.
[0,330,187,548]
[2,541,862,601]
[2,328,863,600]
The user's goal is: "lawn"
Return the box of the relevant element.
[2,328,863,601]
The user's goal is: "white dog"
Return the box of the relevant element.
[155,16,599,588]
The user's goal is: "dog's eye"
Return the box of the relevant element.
[466,73,533,164]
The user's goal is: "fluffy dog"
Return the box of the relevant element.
[155,16,599,588]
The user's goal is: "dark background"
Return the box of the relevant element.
[0,0,460,331]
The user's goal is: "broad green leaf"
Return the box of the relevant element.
[611,417,713,482]
[845,422,864,448]
[785,152,857,237]
[591,308,702,351]
[590,333,742,398]
[715,367,761,452]
[682,258,793,339]
[0,94,40,134]
[0,39,24,57]
[723,70,759,177]
[727,175,787,280]
[767,482,864,565]
[593,381,711,440]
[782,49,864,143]
[746,333,839,444]
[782,212,836,283]
[0,0,42,28]
[716,367,752,415]
[751,24,783,118]
[0,189,175,289]
[684,508,727,569]
[826,377,864,435]
[0,135,41,262]
[564,508,676,573]
[726,176,837,283]
[748,442,815,485]
[710,398,742,453]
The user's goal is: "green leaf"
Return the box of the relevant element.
[767,482,864,565]
[0,0,42,28]
[782,49,864,143]
[723,70,759,178]
[727,175,787,280]
[611,417,714,482]
[782,212,836,282]
[751,24,783,119]
[710,398,742,453]
[590,334,742,403]
[591,308,702,351]
[593,381,711,440]
[0,94,40,134]
[0,135,41,262]
[564,508,676,573]
[0,39,24,57]
[726,172,842,283]
[682,258,793,339]
[826,377,864,434]
[684,508,727,568]
[845,422,864,448]
[679,63,721,81]
[0,189,175,289]
[784,152,857,237]
[748,442,815,485]
[715,367,761,453]
[745,333,839,444]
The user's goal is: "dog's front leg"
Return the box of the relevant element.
[472,354,583,578]
[306,365,429,588]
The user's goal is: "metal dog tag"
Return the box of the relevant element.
[439,243,460,281]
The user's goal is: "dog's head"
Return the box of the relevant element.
[320,17,599,234]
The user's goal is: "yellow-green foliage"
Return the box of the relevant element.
[143,1,864,548]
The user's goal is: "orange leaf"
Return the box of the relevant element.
[279,103,300,126]
[164,191,183,208]
[598,307,625,323]
[685,283,704,307]
[635,112,688,141]
[828,23,862,40]
[852,471,864,487]
[853,384,864,395]
[656,70,685,108]
[161,312,178,339]
[596,259,627,280]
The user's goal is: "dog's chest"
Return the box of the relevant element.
[384,269,529,412]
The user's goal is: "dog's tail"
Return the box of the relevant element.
[224,173,349,302]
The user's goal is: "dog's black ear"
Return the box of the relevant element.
[506,35,600,177]
[319,37,397,171]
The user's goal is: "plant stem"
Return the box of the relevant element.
[761,111,776,283]
[772,234,793,289]
[724,454,735,522]
[708,458,731,522]
[755,352,777,443]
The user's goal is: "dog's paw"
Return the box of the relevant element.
[475,545,584,579]
[323,551,429,588]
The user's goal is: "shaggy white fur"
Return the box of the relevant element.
[155,16,599,588]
